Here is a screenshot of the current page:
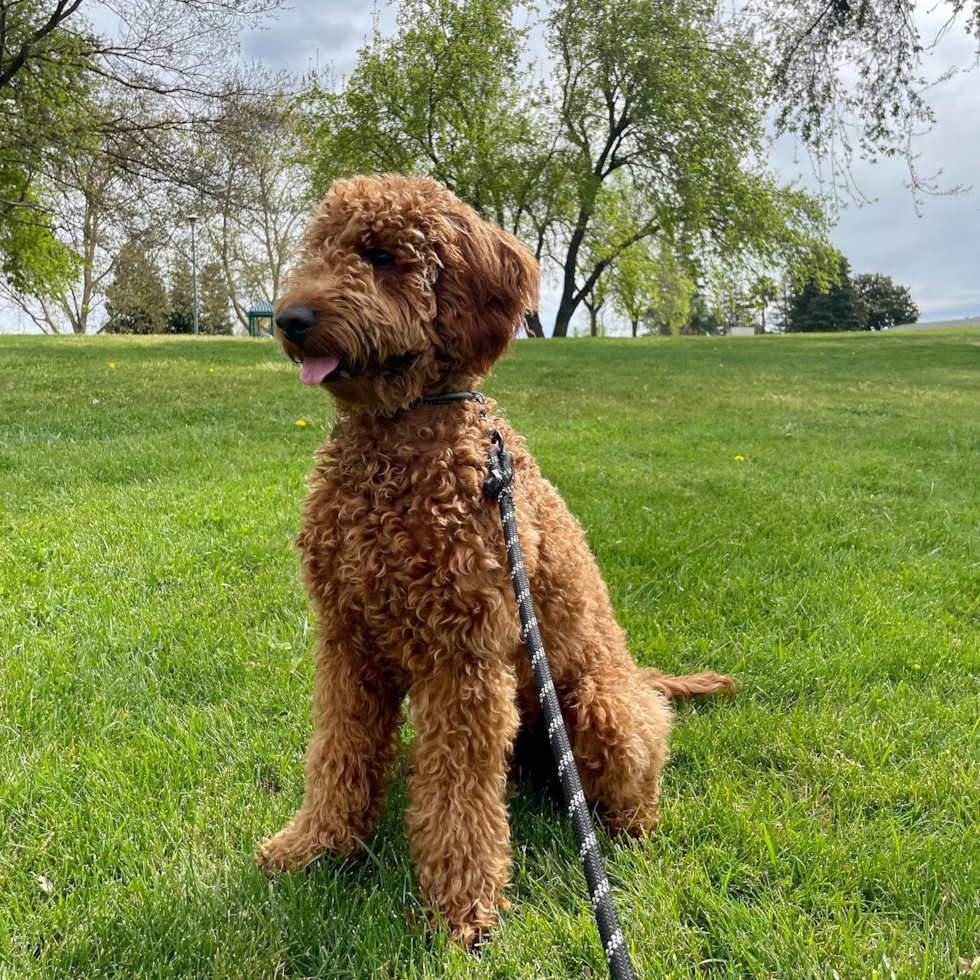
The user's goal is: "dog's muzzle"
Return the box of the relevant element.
[276,305,317,344]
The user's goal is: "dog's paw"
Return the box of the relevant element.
[602,803,662,839]
[426,897,506,951]
[442,915,496,952]
[255,826,330,875]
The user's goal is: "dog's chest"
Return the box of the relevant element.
[301,446,499,628]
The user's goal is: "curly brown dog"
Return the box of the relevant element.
[255,173,734,946]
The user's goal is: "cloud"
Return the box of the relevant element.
[239,1,383,77]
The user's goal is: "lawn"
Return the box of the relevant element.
[1,330,978,979]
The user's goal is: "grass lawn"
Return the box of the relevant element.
[1,329,978,979]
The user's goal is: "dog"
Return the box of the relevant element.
[255,173,734,946]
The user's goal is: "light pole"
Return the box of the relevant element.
[188,214,199,335]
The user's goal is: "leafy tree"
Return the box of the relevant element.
[581,277,608,337]
[104,242,168,334]
[1,0,282,302]
[300,0,834,338]
[168,255,195,334]
[787,255,868,333]
[198,260,232,335]
[853,273,919,330]
[607,240,694,337]
[769,281,796,334]
[0,17,89,298]
[1,97,187,334]
[195,79,311,331]
[300,0,563,337]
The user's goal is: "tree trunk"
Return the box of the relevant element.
[552,294,577,338]
[589,306,597,337]
[631,317,639,337]
[524,310,545,338]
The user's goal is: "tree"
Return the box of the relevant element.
[198,260,232,335]
[769,280,796,334]
[749,0,980,200]
[300,0,565,337]
[853,273,919,330]
[300,0,834,338]
[685,291,721,335]
[197,80,311,331]
[606,240,694,337]
[168,255,195,334]
[787,255,869,333]
[0,16,89,298]
[1,92,187,334]
[581,276,608,337]
[104,241,168,334]
[1,0,282,301]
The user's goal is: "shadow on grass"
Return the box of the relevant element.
[48,775,618,979]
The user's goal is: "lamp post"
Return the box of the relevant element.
[188,214,199,336]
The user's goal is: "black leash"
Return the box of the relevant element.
[418,391,638,980]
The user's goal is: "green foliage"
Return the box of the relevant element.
[168,255,195,334]
[1,330,978,977]
[608,241,695,337]
[199,260,232,335]
[299,0,540,220]
[684,290,721,335]
[785,261,920,333]
[0,188,79,298]
[787,255,868,333]
[854,272,920,330]
[104,242,169,334]
[0,16,92,297]
[756,0,980,196]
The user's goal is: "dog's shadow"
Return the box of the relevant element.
[254,769,596,977]
[71,766,626,977]
[74,715,732,979]
[249,751,681,977]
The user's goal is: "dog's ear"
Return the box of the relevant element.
[433,208,539,376]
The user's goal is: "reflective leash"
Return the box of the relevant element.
[419,391,637,980]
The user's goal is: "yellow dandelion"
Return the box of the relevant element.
[734,454,745,461]
[208,366,215,374]
[109,361,116,368]
[913,663,921,670]
[295,419,307,427]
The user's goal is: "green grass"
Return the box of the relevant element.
[1,330,979,979]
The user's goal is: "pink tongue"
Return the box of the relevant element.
[299,355,341,385]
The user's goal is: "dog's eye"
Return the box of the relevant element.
[364,248,395,269]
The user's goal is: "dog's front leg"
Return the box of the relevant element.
[256,632,404,873]
[405,657,520,948]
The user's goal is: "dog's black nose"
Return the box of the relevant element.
[276,305,317,342]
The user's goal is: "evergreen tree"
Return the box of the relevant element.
[787,256,868,333]
[104,242,168,334]
[684,291,721,335]
[853,273,919,330]
[199,261,232,335]
[168,255,195,334]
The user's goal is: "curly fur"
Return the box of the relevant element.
[255,174,734,947]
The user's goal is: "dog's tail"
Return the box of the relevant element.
[642,667,735,701]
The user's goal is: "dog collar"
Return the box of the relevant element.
[413,391,485,406]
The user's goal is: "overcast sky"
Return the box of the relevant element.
[240,0,979,335]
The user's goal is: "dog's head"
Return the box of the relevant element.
[275,174,538,413]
